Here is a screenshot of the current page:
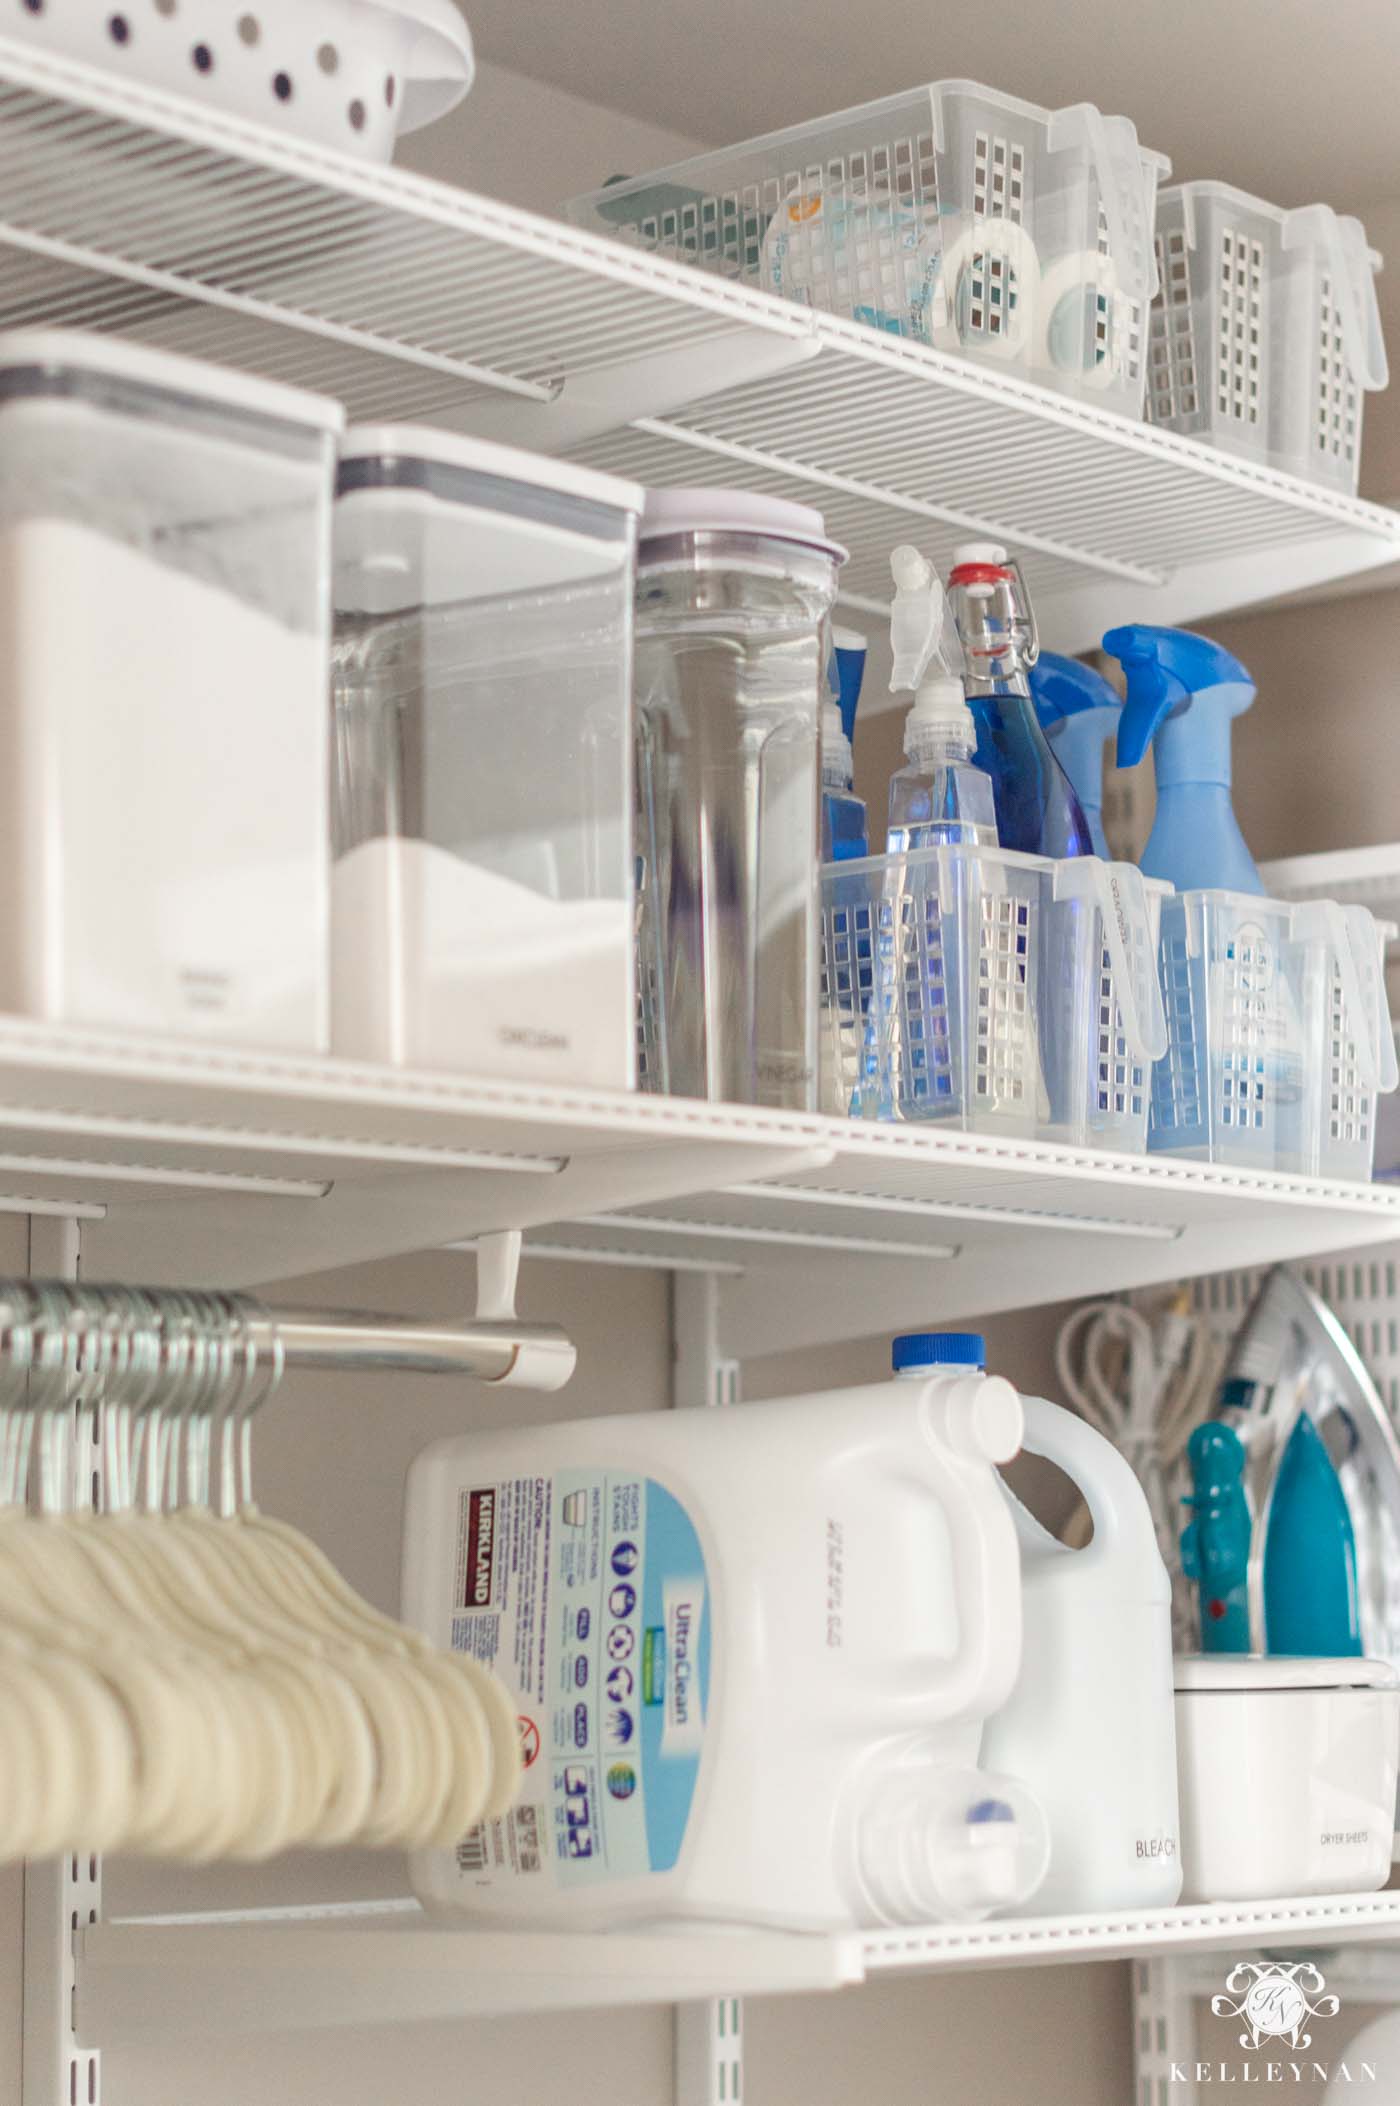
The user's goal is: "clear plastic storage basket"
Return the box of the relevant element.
[1294,901,1398,1181]
[572,82,1169,415]
[819,847,1167,1151]
[1147,184,1388,493]
[1149,891,1396,1177]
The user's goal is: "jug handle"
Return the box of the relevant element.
[910,1377,1025,1723]
[1018,1393,1166,1586]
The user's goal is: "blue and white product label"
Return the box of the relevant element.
[449,1471,710,1890]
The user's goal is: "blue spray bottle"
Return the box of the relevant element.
[1180,1422,1252,1653]
[821,624,870,861]
[1027,654,1122,861]
[946,544,1092,859]
[1102,626,1262,895]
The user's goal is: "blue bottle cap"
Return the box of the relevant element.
[891,1331,987,1373]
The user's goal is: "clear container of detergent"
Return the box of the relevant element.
[402,1331,1049,1931]
[633,490,844,1110]
[331,426,643,1089]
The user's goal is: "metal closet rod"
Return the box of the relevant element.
[1,1277,578,1393]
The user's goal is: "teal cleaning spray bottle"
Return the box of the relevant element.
[1027,654,1122,860]
[1102,625,1262,895]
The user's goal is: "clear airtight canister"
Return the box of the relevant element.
[331,429,643,1087]
[633,492,845,1108]
[0,331,341,1047]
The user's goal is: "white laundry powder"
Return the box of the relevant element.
[0,518,328,1046]
[331,834,633,1087]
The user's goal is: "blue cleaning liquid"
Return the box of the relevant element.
[823,785,869,862]
[969,691,1093,859]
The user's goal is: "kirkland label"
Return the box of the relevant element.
[449,1471,710,1889]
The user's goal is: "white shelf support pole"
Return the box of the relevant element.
[1134,1956,1197,2106]
[671,1273,742,2106]
[676,1996,744,2106]
[22,1214,102,2106]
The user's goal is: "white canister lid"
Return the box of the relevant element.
[0,329,345,434]
[341,424,644,518]
[1175,1654,1400,1694]
[640,488,847,564]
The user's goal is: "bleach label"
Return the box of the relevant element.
[449,1471,710,1889]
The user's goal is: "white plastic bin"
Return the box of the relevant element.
[819,847,1166,1150]
[1149,891,1397,1177]
[571,82,1169,415]
[1294,902,1398,1181]
[1147,183,1388,492]
[5,0,474,164]
[331,428,643,1089]
[1151,891,1305,1172]
[0,331,341,1049]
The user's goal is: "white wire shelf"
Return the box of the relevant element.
[1262,843,1400,929]
[75,1892,1400,2040]
[543,1127,1400,1358]
[568,317,1400,665]
[0,1017,1394,1309]
[0,39,1396,666]
[0,1014,830,1283]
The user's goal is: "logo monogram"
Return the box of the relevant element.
[1211,1962,1340,2052]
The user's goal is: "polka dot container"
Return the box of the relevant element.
[6,0,473,164]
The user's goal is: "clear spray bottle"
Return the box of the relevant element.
[886,546,998,850]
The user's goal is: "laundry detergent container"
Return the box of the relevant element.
[403,1359,1048,1931]
[331,429,643,1087]
[5,0,474,164]
[0,331,340,1049]
[1147,184,1388,492]
[634,491,843,1110]
[571,82,1168,414]
[1174,1655,1400,1902]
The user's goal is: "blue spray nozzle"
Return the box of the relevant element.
[833,628,868,744]
[1103,625,1255,771]
[1028,654,1122,858]
[1101,625,1262,896]
[1028,652,1119,733]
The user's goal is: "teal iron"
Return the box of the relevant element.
[1186,1265,1400,1664]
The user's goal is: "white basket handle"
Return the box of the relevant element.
[1053,857,1168,1063]
[1297,900,1395,1094]
[1345,903,1399,1093]
[1052,104,1128,286]
[1322,211,1389,391]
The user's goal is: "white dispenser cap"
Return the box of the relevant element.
[952,540,1010,567]
[857,1769,1051,1924]
[821,696,853,782]
[904,675,977,758]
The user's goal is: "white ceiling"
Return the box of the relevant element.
[468,0,1400,214]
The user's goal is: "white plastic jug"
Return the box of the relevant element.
[983,1394,1182,1913]
[402,1340,1049,1931]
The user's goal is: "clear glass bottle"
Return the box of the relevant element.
[947,542,1092,859]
